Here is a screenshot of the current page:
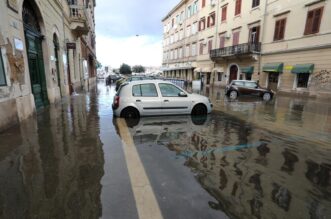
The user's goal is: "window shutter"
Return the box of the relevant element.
[208,40,212,52]
[235,0,241,15]
[279,19,286,39]
[274,20,280,40]
[304,10,314,35]
[233,32,240,45]
[312,8,323,33]
[207,16,210,27]
[219,36,225,48]
[202,0,206,8]
[222,6,227,21]
[256,26,260,43]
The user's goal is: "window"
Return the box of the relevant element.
[297,73,310,88]
[233,81,244,86]
[208,39,213,52]
[202,0,206,8]
[193,1,198,14]
[199,42,204,55]
[252,0,260,8]
[249,26,260,43]
[244,81,258,88]
[221,6,227,22]
[186,45,190,57]
[186,26,191,37]
[217,72,222,81]
[274,19,286,41]
[219,35,225,48]
[0,49,6,86]
[233,31,240,45]
[159,83,183,97]
[304,7,324,35]
[192,43,197,56]
[179,47,183,58]
[187,6,192,18]
[132,84,158,97]
[199,18,206,31]
[192,22,198,34]
[235,0,242,16]
[207,12,215,27]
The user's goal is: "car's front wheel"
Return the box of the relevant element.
[229,90,238,100]
[121,107,140,118]
[262,93,272,101]
[191,104,207,115]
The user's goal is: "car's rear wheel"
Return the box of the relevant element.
[191,104,207,115]
[229,90,238,100]
[121,107,140,118]
[263,93,271,101]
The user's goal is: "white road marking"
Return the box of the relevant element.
[117,119,163,219]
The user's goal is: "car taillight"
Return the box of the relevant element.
[113,96,120,109]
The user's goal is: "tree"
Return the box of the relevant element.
[132,65,146,73]
[119,63,132,75]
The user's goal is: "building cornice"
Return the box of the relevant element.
[162,0,187,22]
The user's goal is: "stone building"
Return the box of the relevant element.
[162,0,331,97]
[0,0,97,131]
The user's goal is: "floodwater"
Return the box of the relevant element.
[0,82,330,219]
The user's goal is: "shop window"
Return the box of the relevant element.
[252,0,260,8]
[304,7,323,35]
[274,18,286,41]
[246,74,252,80]
[297,73,310,88]
[0,49,6,86]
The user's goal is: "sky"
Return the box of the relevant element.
[95,0,179,68]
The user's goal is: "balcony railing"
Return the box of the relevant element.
[67,4,89,36]
[210,43,261,59]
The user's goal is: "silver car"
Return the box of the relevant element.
[112,80,212,118]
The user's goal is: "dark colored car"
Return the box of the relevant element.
[225,80,274,101]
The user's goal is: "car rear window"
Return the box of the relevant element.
[132,84,158,97]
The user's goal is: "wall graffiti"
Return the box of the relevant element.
[311,70,331,91]
[5,38,25,84]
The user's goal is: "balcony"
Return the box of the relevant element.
[69,5,89,36]
[210,43,261,60]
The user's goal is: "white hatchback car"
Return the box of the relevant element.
[112,80,212,118]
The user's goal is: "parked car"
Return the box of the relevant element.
[225,80,274,101]
[112,80,213,118]
[115,76,152,91]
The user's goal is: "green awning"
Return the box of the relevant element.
[241,66,254,74]
[291,64,314,74]
[263,63,284,73]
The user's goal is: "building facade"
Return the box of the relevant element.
[0,0,97,131]
[162,0,331,97]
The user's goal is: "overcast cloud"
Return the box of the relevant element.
[95,0,179,68]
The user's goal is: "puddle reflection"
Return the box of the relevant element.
[119,114,331,219]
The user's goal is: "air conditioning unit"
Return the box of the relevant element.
[225,33,231,39]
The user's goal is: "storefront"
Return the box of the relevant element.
[263,63,284,91]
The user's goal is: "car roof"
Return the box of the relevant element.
[128,80,173,86]
[232,80,257,83]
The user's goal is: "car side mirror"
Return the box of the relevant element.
[178,92,187,97]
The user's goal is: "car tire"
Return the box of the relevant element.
[229,90,238,100]
[263,93,271,101]
[121,107,140,118]
[191,104,207,115]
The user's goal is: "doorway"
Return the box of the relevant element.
[23,1,49,109]
[229,65,238,83]
[268,73,279,91]
[206,72,211,85]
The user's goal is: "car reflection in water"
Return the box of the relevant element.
[116,113,331,219]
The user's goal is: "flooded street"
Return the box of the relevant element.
[0,82,330,219]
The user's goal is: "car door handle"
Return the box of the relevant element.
[164,100,169,102]
[136,100,141,102]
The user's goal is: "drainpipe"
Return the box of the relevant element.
[212,0,220,86]
[259,0,269,84]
